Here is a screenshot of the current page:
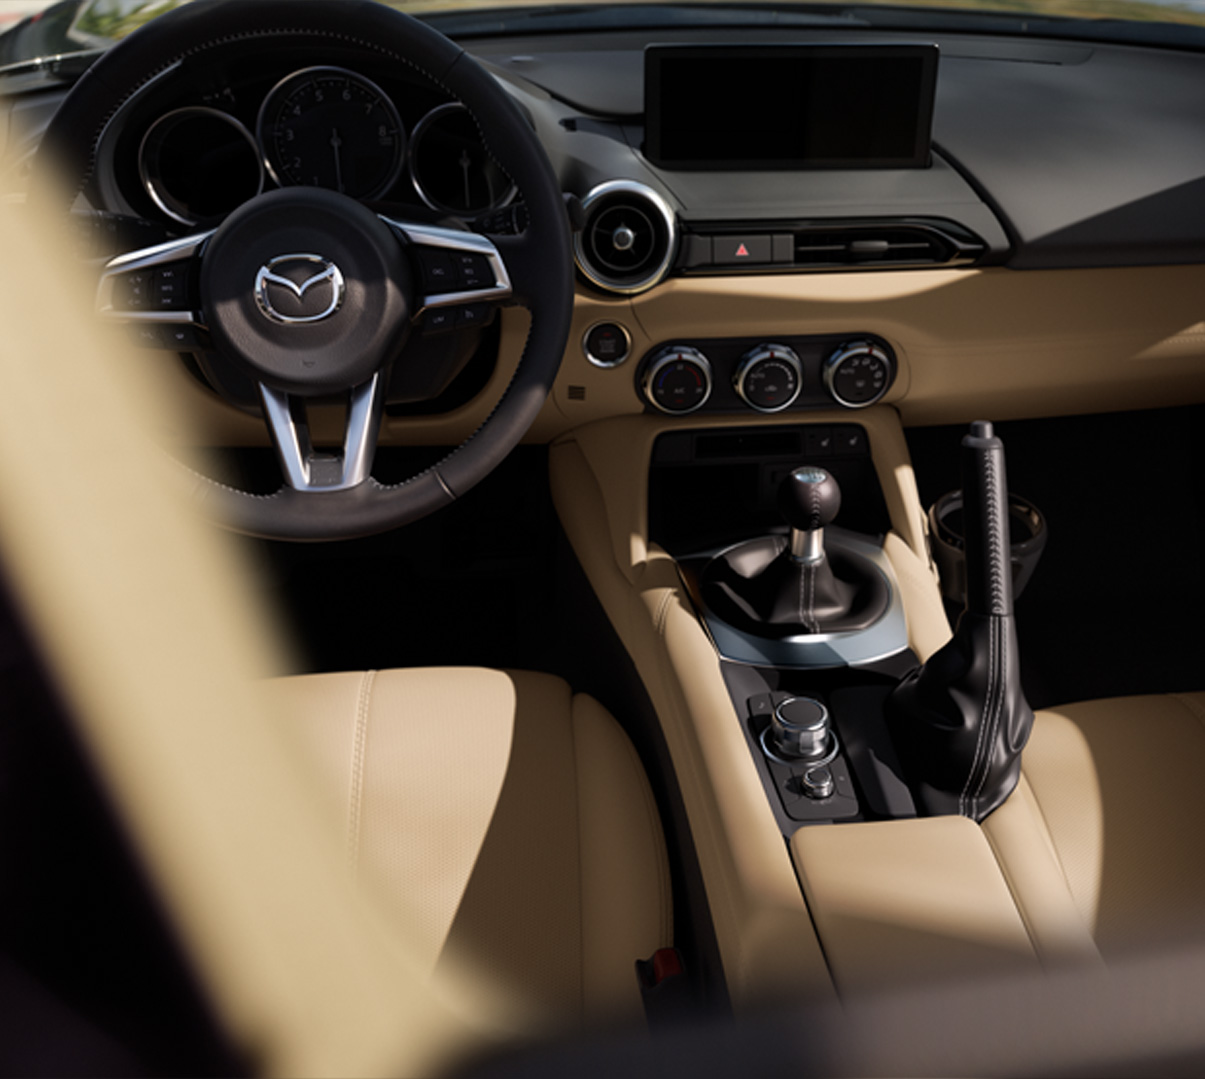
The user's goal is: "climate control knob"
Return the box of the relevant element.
[823,341,893,408]
[642,346,713,414]
[733,344,802,412]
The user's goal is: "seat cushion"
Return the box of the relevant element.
[261,667,671,1030]
[1018,693,1205,957]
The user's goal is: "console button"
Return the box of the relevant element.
[804,426,833,457]
[583,322,631,368]
[713,235,771,265]
[833,424,869,455]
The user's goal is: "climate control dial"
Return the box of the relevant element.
[642,346,713,414]
[733,343,802,412]
[823,341,893,408]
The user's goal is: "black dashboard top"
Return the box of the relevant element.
[469,28,1205,270]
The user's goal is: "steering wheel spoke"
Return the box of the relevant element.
[382,218,514,323]
[259,372,386,493]
[96,232,212,348]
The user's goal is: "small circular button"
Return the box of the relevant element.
[733,344,802,412]
[583,321,632,368]
[642,346,713,414]
[824,341,893,408]
[802,766,835,800]
[771,696,830,760]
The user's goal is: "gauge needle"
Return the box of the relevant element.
[459,149,472,209]
[331,128,344,193]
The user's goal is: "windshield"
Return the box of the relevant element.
[3,0,1205,75]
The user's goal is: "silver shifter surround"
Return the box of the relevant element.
[679,527,910,670]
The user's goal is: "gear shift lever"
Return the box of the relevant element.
[779,467,841,565]
[699,466,889,636]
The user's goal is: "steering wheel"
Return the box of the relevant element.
[36,0,573,540]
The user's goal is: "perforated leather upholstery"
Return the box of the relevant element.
[262,667,673,1030]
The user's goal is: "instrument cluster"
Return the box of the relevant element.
[126,63,514,227]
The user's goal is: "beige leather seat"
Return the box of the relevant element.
[1012,692,1205,959]
[795,691,1205,995]
[263,666,673,1031]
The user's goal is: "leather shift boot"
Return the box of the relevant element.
[701,534,890,637]
[890,611,1031,819]
[888,421,1034,822]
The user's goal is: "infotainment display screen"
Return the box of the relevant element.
[644,44,939,170]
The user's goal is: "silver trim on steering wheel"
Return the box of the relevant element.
[259,371,386,492]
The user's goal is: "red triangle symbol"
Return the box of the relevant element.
[735,243,749,257]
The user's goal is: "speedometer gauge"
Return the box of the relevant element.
[257,67,404,199]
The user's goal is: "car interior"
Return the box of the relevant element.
[3,0,1205,1074]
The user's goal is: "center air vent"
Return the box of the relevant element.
[791,220,985,269]
[575,180,678,295]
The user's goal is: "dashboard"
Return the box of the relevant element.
[5,7,1205,442]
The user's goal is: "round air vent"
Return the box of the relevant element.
[574,180,677,295]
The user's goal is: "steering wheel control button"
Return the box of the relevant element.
[733,344,803,412]
[583,322,632,368]
[118,271,150,310]
[424,308,455,333]
[824,340,894,408]
[801,766,836,800]
[455,303,491,328]
[200,187,412,394]
[642,346,713,414]
[151,264,190,310]
[418,250,457,289]
[454,253,493,289]
[771,697,831,760]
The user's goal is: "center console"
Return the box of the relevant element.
[550,403,1074,1007]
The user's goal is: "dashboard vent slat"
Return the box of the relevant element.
[575,180,679,295]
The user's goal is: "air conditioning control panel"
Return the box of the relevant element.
[638,334,896,416]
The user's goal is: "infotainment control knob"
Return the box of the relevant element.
[642,346,713,414]
[823,341,893,408]
[733,344,802,412]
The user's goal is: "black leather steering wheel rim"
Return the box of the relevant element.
[37,0,573,541]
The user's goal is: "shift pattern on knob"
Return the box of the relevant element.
[778,466,841,532]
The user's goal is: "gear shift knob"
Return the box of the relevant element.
[778,467,841,563]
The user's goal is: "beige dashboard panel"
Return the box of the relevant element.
[621,265,1205,425]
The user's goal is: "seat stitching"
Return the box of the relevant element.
[1020,767,1090,930]
[973,616,1005,817]
[569,694,586,1021]
[980,823,1045,968]
[653,588,674,636]
[348,670,376,879]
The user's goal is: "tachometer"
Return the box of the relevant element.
[408,103,515,217]
[257,66,404,199]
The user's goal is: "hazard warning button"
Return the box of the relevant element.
[713,235,771,265]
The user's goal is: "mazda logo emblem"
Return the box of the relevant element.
[254,254,345,324]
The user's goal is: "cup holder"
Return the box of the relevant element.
[928,490,1047,605]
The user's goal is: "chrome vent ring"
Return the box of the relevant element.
[574,180,677,295]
